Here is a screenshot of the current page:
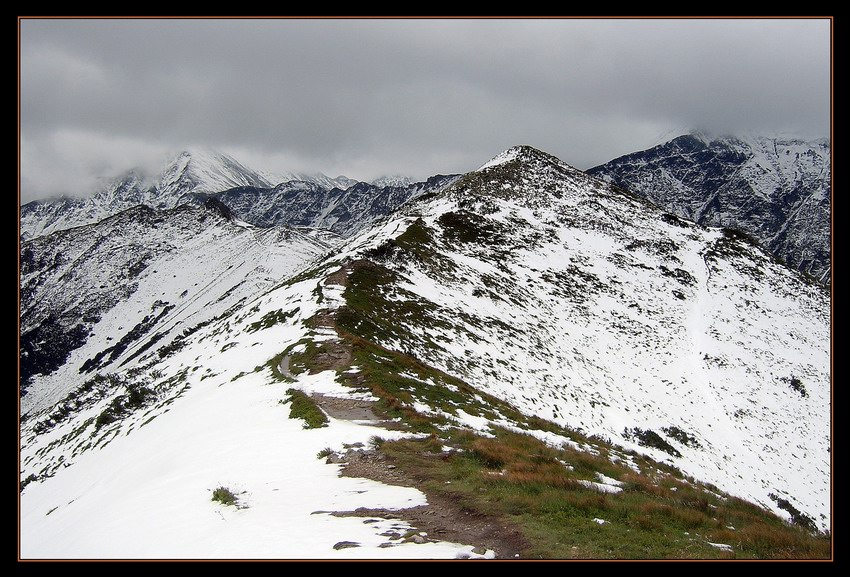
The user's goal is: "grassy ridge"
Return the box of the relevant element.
[289,246,830,558]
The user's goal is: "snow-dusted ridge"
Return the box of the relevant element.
[331,144,830,531]
[20,143,830,558]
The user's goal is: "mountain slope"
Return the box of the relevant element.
[326,145,830,532]
[20,198,333,415]
[588,133,831,283]
[19,145,830,559]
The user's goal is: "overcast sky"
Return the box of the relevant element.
[20,18,831,203]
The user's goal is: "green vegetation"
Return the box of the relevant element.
[438,211,505,245]
[211,486,238,506]
[283,389,328,429]
[93,383,155,431]
[317,447,335,459]
[623,427,682,458]
[247,308,297,333]
[769,493,818,533]
[376,424,829,559]
[335,260,452,349]
[782,376,808,398]
[661,426,702,449]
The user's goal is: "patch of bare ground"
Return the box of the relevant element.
[332,448,529,558]
[324,264,350,287]
[312,393,381,422]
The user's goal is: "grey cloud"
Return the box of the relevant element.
[20,18,830,202]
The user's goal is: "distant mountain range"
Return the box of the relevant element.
[589,133,831,283]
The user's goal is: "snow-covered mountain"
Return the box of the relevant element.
[324,144,830,530]
[208,174,459,237]
[20,197,333,414]
[20,149,356,240]
[588,133,831,283]
[19,145,830,559]
[371,175,413,188]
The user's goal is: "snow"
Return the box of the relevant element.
[596,473,624,487]
[452,409,493,432]
[21,235,490,559]
[294,370,378,402]
[21,370,482,558]
[337,145,830,530]
[577,480,624,495]
[21,208,331,416]
[476,147,520,171]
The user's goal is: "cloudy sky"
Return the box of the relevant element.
[20,18,830,203]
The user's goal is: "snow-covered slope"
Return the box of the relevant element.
[325,145,830,529]
[20,198,332,415]
[19,237,491,560]
[20,149,356,240]
[19,145,830,559]
[588,133,831,283]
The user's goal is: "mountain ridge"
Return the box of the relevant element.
[20,148,356,240]
[19,144,831,559]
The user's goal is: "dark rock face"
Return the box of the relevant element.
[206,174,460,237]
[588,134,831,283]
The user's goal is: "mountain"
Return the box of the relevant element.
[20,198,333,414]
[371,175,413,188]
[587,133,831,283]
[19,146,830,559]
[208,173,460,237]
[20,149,355,240]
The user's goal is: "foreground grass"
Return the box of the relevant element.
[378,429,830,559]
[283,388,328,429]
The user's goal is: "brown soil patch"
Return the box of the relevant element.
[307,340,352,373]
[334,449,529,559]
[312,393,382,422]
[324,264,350,287]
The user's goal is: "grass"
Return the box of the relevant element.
[283,389,328,429]
[375,425,830,559]
[335,260,454,349]
[334,266,828,558]
[246,308,297,333]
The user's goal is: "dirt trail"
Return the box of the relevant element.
[302,262,529,558]
[334,450,528,558]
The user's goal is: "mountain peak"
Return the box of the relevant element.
[476,145,559,172]
[371,175,413,188]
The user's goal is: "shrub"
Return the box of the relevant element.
[623,427,682,458]
[317,447,334,459]
[211,486,238,506]
[662,426,702,449]
[782,376,808,398]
